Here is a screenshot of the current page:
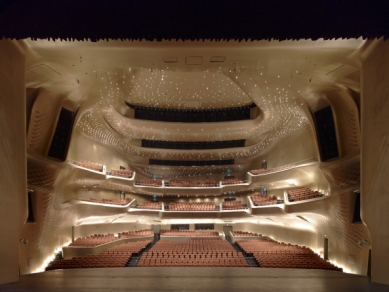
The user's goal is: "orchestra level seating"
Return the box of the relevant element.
[46,240,150,270]
[138,239,248,267]
[160,230,219,237]
[236,239,342,271]
[232,231,261,237]
[119,230,154,238]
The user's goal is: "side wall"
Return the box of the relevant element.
[361,39,389,285]
[0,40,27,285]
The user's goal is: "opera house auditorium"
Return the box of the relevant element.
[0,2,389,291]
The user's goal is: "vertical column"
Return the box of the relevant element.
[0,39,27,284]
[361,38,389,286]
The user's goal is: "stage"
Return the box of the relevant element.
[2,267,385,292]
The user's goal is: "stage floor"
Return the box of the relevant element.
[0,267,384,292]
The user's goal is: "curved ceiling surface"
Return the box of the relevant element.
[24,38,364,176]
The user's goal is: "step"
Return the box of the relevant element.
[126,236,160,267]
[225,236,259,268]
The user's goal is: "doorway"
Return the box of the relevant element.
[223,225,233,236]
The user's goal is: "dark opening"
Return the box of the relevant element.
[314,106,339,161]
[195,223,214,230]
[127,102,256,123]
[324,237,329,260]
[27,191,35,223]
[142,139,245,150]
[150,158,234,166]
[48,108,74,161]
[171,224,189,230]
[352,191,362,223]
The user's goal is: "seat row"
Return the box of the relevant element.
[74,160,104,172]
[136,179,163,187]
[80,198,132,206]
[137,202,162,210]
[232,231,261,237]
[149,249,235,253]
[46,240,150,270]
[138,258,248,267]
[160,230,219,237]
[119,229,154,238]
[137,238,248,267]
[221,178,244,185]
[250,163,298,175]
[109,169,133,178]
[222,200,244,210]
[69,234,117,247]
[251,193,279,206]
[236,239,342,271]
[287,188,324,202]
[167,179,217,187]
[168,202,216,211]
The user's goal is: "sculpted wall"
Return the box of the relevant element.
[0,40,27,284]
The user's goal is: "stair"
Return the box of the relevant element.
[53,250,63,262]
[225,235,259,267]
[126,234,160,267]
[44,250,63,271]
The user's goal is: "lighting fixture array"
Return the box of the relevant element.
[77,67,312,176]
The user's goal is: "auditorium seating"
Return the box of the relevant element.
[250,159,317,175]
[136,179,163,187]
[68,234,117,247]
[250,194,279,206]
[221,178,244,185]
[222,200,244,210]
[251,166,292,175]
[168,202,216,211]
[79,198,132,206]
[46,240,150,270]
[74,160,104,172]
[160,230,219,237]
[119,229,154,238]
[168,179,217,187]
[232,231,261,237]
[109,169,133,178]
[236,239,342,271]
[138,238,248,267]
[287,188,324,202]
[137,202,162,210]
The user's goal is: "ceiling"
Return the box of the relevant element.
[23,38,365,177]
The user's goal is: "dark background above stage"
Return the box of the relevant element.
[0,0,388,41]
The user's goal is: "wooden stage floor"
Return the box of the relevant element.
[1,267,386,292]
